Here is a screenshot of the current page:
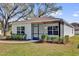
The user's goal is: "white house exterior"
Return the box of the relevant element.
[12,17,74,40]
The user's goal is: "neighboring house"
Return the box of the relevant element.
[12,17,74,40]
[71,23,79,35]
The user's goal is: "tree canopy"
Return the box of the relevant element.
[0,3,34,36]
[33,3,62,17]
[0,3,62,36]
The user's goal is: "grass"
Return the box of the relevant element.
[0,36,79,56]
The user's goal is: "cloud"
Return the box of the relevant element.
[73,11,79,17]
[76,11,79,13]
[50,10,63,16]
[56,11,63,16]
[73,14,79,17]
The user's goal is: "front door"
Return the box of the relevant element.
[32,24,39,40]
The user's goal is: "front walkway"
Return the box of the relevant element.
[0,35,39,43]
[0,40,39,43]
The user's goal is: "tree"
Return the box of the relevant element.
[0,3,33,36]
[34,3,62,17]
[0,3,62,36]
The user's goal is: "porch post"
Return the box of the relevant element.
[58,21,61,43]
[38,24,39,39]
[59,21,61,37]
[31,24,34,39]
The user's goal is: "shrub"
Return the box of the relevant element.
[61,35,69,44]
[65,35,69,39]
[11,34,26,40]
[47,37,53,43]
[51,37,54,40]
[50,36,64,43]
[16,35,23,40]
[47,36,59,43]
[45,35,48,40]
[59,36,64,43]
[41,35,69,44]
[47,36,51,41]
[51,36,57,42]
[11,34,16,40]
[41,34,48,41]
[77,44,79,48]
[52,35,59,43]
[41,34,46,40]
[64,35,69,43]
[6,36,11,40]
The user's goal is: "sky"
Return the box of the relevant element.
[54,3,79,23]
[10,3,79,23]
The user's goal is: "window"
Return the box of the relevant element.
[53,26,58,35]
[53,26,58,31]
[17,26,25,35]
[48,26,58,35]
[48,26,53,35]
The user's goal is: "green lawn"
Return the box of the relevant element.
[0,36,79,56]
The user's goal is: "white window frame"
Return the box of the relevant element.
[48,26,59,35]
[17,26,25,35]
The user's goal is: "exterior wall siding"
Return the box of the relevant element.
[64,24,74,37]
[60,24,64,36]
[12,22,32,39]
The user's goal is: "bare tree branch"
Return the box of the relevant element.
[7,5,19,20]
[36,3,62,17]
[11,7,33,23]
[0,12,5,18]
[0,7,5,19]
[9,8,28,20]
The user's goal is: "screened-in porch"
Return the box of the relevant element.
[31,22,61,40]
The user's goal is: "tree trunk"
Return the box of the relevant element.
[3,30,6,36]
[1,27,6,36]
[2,26,7,36]
[2,21,8,36]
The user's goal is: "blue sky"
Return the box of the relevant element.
[14,3,79,23]
[56,3,79,23]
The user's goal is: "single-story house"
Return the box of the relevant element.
[12,17,74,40]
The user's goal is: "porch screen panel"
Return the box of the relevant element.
[33,27,38,33]
[32,24,39,38]
[33,34,38,37]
